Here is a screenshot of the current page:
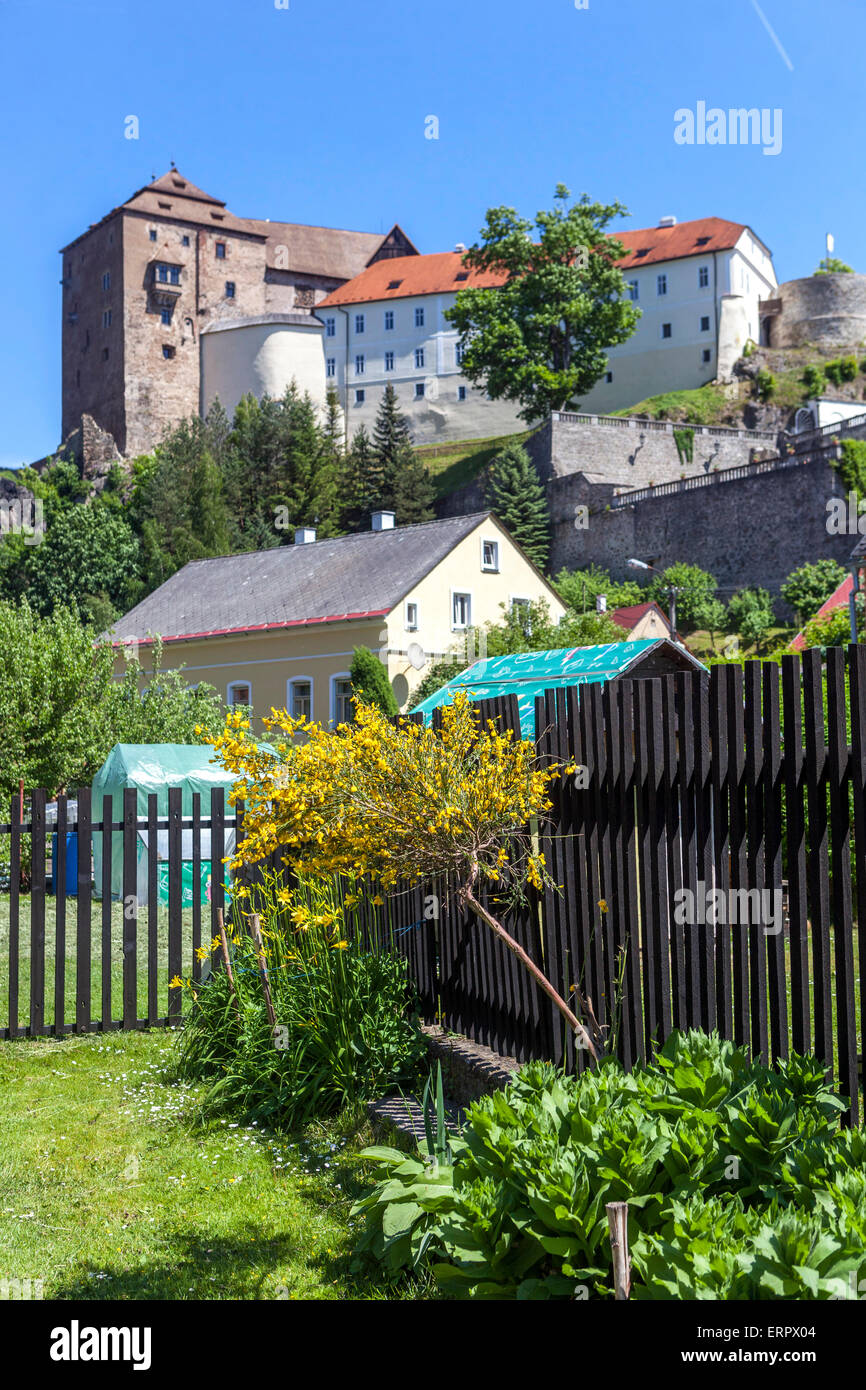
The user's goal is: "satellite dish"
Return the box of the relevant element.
[407,642,427,670]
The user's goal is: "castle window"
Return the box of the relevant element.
[182,235,190,247]
[102,271,110,291]
[225,281,235,298]
[700,315,710,332]
[605,371,613,383]
[354,388,365,405]
[384,309,394,331]
[102,309,112,328]
[455,342,465,365]
[162,345,176,360]
[699,265,710,288]
[415,382,425,398]
[385,351,395,372]
[325,316,336,337]
[326,357,336,378]
[702,349,712,363]
[355,354,365,375]
[160,308,172,325]
[414,348,425,369]
[627,280,639,301]
[458,385,467,401]
[215,242,226,259]
[657,274,667,296]
[661,323,672,339]
[355,313,365,334]
[415,306,425,327]
[155,263,181,286]
[149,229,157,242]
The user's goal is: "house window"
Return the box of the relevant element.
[627,280,639,301]
[482,539,499,572]
[355,388,365,404]
[385,351,395,372]
[355,354,365,375]
[102,272,110,291]
[657,274,667,296]
[699,265,710,288]
[160,308,172,325]
[511,597,532,633]
[215,242,226,259]
[227,681,251,707]
[415,382,425,398]
[458,385,467,401]
[102,309,112,328]
[415,306,425,327]
[384,309,394,331]
[155,263,180,285]
[149,229,157,241]
[163,345,175,359]
[405,601,418,631]
[288,678,312,720]
[355,313,365,334]
[700,315,710,332]
[182,235,190,247]
[605,371,613,383]
[702,349,712,363]
[326,357,336,378]
[414,347,425,369]
[452,592,472,630]
[325,316,336,338]
[225,281,235,298]
[661,323,672,339]
[455,342,465,365]
[332,675,354,725]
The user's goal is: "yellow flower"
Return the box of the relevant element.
[169,975,184,989]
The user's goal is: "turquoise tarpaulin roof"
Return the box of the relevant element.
[412,640,707,738]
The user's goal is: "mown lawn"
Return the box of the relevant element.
[0,1027,423,1300]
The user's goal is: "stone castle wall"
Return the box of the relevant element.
[770,274,866,350]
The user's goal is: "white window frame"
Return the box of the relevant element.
[510,595,533,632]
[330,671,353,727]
[455,341,465,365]
[384,309,394,331]
[481,538,499,572]
[325,316,336,338]
[414,347,425,369]
[404,600,419,631]
[627,279,639,301]
[287,675,314,721]
[700,315,711,333]
[457,385,467,401]
[451,590,472,631]
[326,356,336,378]
[355,353,365,375]
[657,273,667,296]
[699,265,710,289]
[354,388,365,404]
[354,312,365,334]
[415,306,425,327]
[226,679,252,708]
[414,382,425,398]
[384,350,395,372]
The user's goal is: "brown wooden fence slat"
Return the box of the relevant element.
[762,663,788,1063]
[710,665,733,1039]
[803,648,833,1071]
[826,647,857,1120]
[147,794,159,1026]
[744,661,769,1063]
[661,677,686,1033]
[7,793,21,1039]
[726,665,749,1049]
[192,792,202,984]
[167,787,183,1023]
[53,794,67,1038]
[848,643,866,1122]
[782,654,810,1053]
[101,794,113,1029]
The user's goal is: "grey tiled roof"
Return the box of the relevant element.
[112,513,491,644]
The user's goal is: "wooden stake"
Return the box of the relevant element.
[217,908,242,1026]
[249,912,277,1029]
[606,1201,631,1300]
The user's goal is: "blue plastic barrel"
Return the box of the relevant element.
[51,831,79,897]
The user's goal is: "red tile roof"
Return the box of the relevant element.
[318,251,508,306]
[613,217,748,271]
[611,601,670,631]
[319,218,752,306]
[789,575,854,652]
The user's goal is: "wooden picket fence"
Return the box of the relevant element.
[2,647,865,1123]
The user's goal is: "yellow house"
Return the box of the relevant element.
[111,511,567,725]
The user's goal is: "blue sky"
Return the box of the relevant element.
[0,0,861,468]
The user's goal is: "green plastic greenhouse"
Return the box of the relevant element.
[91,744,239,908]
[412,640,707,739]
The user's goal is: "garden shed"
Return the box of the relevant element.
[412,639,707,738]
[91,744,238,907]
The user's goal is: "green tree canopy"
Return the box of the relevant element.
[815,258,854,275]
[349,646,398,717]
[485,440,550,570]
[446,185,640,423]
[26,499,140,623]
[781,560,848,624]
[552,564,645,613]
[647,562,720,631]
[726,588,775,650]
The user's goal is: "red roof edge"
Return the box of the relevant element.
[790,575,854,652]
[110,608,390,648]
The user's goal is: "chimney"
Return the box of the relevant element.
[294,526,317,544]
[371,511,395,531]
[658,215,677,228]
[455,242,466,253]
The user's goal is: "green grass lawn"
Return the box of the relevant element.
[417,429,532,498]
[0,894,202,1035]
[0,1027,424,1300]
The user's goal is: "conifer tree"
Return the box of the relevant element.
[484,440,550,570]
[372,383,413,505]
[349,645,399,716]
[392,445,435,525]
[344,424,385,526]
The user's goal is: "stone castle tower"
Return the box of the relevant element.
[60,170,416,460]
